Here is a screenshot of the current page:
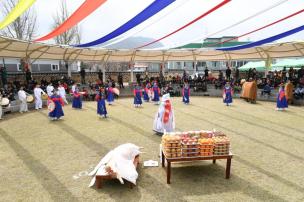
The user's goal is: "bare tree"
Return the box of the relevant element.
[52,0,82,45]
[0,0,37,40]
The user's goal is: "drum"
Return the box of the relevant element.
[241,81,257,101]
[47,100,55,112]
[1,98,10,107]
[42,94,48,100]
[26,95,34,103]
[113,88,120,95]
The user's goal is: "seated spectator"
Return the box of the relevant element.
[299,76,304,85]
[233,83,242,93]
[87,87,95,101]
[294,84,304,99]
[215,79,222,89]
[82,87,89,101]
[261,80,272,96]
[218,70,224,81]
[256,78,264,89]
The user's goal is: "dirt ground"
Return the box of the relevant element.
[0,97,304,202]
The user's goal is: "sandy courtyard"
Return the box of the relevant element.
[0,97,304,202]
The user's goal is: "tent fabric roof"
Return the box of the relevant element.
[239,61,266,72]
[273,58,304,67]
[0,35,304,63]
[238,58,304,72]
[271,58,304,71]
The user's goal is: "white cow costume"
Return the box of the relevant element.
[89,143,142,187]
[34,85,46,109]
[153,93,175,134]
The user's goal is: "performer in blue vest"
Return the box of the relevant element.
[276,83,288,110]
[182,82,190,104]
[107,86,114,105]
[72,88,82,109]
[133,84,143,107]
[48,90,64,120]
[96,87,107,118]
[223,82,233,106]
[152,82,160,104]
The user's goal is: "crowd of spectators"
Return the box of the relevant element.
[253,66,304,99]
[1,65,304,105]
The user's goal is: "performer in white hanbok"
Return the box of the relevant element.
[34,84,46,110]
[58,83,68,104]
[153,93,175,134]
[46,83,54,96]
[88,143,142,187]
[18,86,28,113]
[71,83,77,93]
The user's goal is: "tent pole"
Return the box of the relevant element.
[129,51,137,84]
[265,57,272,77]
[103,53,111,83]
[192,50,197,74]
[130,62,134,83]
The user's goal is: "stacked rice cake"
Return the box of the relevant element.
[213,136,230,155]
[162,135,181,158]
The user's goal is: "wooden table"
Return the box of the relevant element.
[95,156,140,189]
[95,175,134,189]
[161,150,233,184]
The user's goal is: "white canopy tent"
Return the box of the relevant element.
[1,36,304,63]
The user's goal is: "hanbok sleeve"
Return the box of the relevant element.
[95,94,100,101]
[279,91,285,101]
[59,97,65,106]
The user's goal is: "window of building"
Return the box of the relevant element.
[51,64,59,71]
[17,64,22,71]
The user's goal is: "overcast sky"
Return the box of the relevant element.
[3,0,304,49]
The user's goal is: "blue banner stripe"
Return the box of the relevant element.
[217,25,304,51]
[75,0,175,47]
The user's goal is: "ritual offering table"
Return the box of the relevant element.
[161,131,233,184]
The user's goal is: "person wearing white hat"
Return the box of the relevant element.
[153,93,175,134]
[34,84,46,110]
[46,83,54,97]
[18,86,28,113]
[58,82,68,104]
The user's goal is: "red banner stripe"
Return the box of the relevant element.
[136,0,231,49]
[208,8,304,47]
[35,0,107,41]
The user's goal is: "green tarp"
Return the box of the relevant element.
[239,58,304,72]
[238,61,266,72]
[272,58,304,71]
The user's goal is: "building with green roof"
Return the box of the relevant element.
[168,37,252,71]
[174,37,251,49]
